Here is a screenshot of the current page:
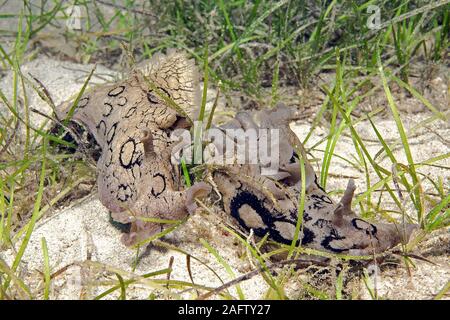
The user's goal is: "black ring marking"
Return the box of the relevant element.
[104,147,113,167]
[108,86,125,97]
[314,175,327,193]
[117,96,127,106]
[119,138,142,169]
[313,218,332,229]
[303,212,313,222]
[77,96,89,108]
[103,102,113,117]
[124,106,137,118]
[230,191,271,239]
[106,122,118,144]
[147,90,159,104]
[351,218,377,236]
[96,120,107,136]
[117,184,132,202]
[151,173,167,198]
[321,228,349,253]
[311,194,333,204]
[289,151,299,163]
[311,194,333,210]
[230,190,311,246]
[301,227,315,245]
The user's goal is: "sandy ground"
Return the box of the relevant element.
[0,56,448,300]
[0,56,119,132]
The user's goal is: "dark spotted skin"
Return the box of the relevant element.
[211,105,417,256]
[55,50,211,247]
[214,167,416,256]
[215,170,343,252]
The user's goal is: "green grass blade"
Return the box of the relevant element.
[41,237,51,300]
[377,46,423,224]
[200,238,245,300]
[3,136,47,293]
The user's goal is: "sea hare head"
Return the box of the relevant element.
[328,179,418,255]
